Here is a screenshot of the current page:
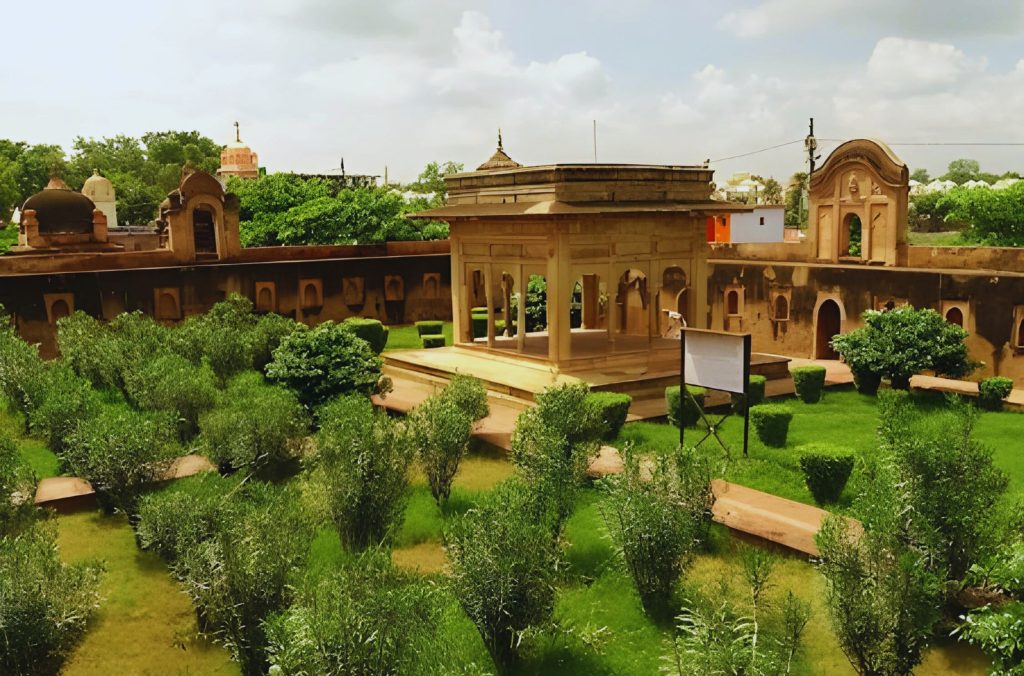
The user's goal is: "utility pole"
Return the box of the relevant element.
[805,117,819,175]
[593,119,597,162]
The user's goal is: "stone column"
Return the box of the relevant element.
[516,264,527,352]
[484,264,495,348]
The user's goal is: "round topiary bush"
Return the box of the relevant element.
[665,385,706,429]
[731,374,767,414]
[587,391,633,440]
[749,404,793,447]
[798,445,854,504]
[415,320,444,337]
[342,318,389,354]
[978,376,1014,411]
[422,335,445,349]
[791,365,826,404]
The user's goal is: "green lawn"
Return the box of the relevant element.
[385,321,454,351]
[908,230,965,246]
[616,387,1024,506]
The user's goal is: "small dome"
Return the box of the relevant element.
[82,170,115,202]
[22,177,96,235]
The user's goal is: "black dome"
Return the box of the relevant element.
[22,178,96,235]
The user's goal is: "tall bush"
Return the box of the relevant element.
[588,391,632,440]
[510,383,604,536]
[0,523,103,675]
[441,373,490,422]
[446,479,559,673]
[409,393,473,505]
[0,325,48,427]
[342,317,389,354]
[0,434,36,536]
[56,311,122,390]
[29,364,101,455]
[123,353,218,440]
[600,446,712,618]
[250,312,303,372]
[264,551,441,675]
[63,405,178,517]
[136,472,240,562]
[266,321,382,406]
[199,372,309,475]
[978,376,1014,411]
[175,295,258,384]
[316,395,415,550]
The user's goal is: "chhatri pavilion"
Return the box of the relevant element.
[392,137,773,407]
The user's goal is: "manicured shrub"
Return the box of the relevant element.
[342,317,389,354]
[108,311,174,384]
[791,365,826,403]
[177,482,311,675]
[798,446,854,504]
[852,368,882,396]
[978,376,1014,411]
[666,385,706,428]
[494,318,517,336]
[0,523,103,675]
[264,551,440,675]
[414,320,444,336]
[123,354,218,440]
[588,391,632,440]
[511,383,605,536]
[731,374,767,414]
[174,295,259,384]
[422,335,445,348]
[266,321,382,407]
[749,404,793,447]
[446,479,559,672]
[315,395,415,550]
[600,447,712,618]
[471,313,488,339]
[63,405,178,517]
[200,372,309,475]
[441,373,490,422]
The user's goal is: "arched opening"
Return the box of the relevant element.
[658,266,687,335]
[1017,319,1024,348]
[843,214,862,257]
[257,287,273,311]
[498,272,516,337]
[50,299,70,323]
[158,293,178,319]
[945,306,964,328]
[774,295,789,320]
[570,280,583,329]
[302,283,319,308]
[192,207,217,254]
[726,290,739,315]
[525,274,547,333]
[815,299,842,359]
[616,269,648,336]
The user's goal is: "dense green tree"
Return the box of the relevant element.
[939,181,1024,246]
[910,168,931,183]
[784,171,808,228]
[405,160,464,197]
[941,158,981,185]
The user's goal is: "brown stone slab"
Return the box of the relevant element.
[35,476,95,505]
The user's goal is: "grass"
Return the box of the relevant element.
[1,407,61,478]
[55,510,237,675]
[616,387,1024,506]
[384,321,454,351]
[908,230,965,246]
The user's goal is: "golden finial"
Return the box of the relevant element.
[498,128,503,151]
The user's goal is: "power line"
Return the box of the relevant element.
[818,139,1024,146]
[709,139,804,163]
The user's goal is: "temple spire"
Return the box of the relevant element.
[498,128,503,151]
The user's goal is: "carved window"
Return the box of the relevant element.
[726,290,739,315]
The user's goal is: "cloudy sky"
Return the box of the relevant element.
[3,0,1023,182]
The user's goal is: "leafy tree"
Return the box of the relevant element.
[406,160,464,198]
[941,158,981,185]
[136,472,240,563]
[315,395,415,550]
[264,550,441,675]
[784,171,808,228]
[28,363,102,455]
[0,523,104,675]
[600,446,712,618]
[510,383,605,537]
[446,479,559,673]
[63,405,178,518]
[200,372,309,475]
[752,175,783,204]
[56,311,123,390]
[831,306,976,389]
[442,373,490,422]
[0,433,36,536]
[910,168,931,183]
[939,181,1024,246]
[266,321,382,407]
[0,319,49,429]
[123,353,218,440]
[409,391,474,505]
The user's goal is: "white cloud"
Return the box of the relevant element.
[866,38,986,93]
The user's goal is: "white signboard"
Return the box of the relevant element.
[682,329,748,394]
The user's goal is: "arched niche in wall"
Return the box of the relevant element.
[769,286,792,340]
[941,300,970,330]
[299,278,323,311]
[44,293,74,325]
[723,279,745,332]
[153,287,182,321]
[422,273,441,300]
[812,294,846,360]
[616,269,649,336]
[342,277,365,307]
[384,275,405,302]
[255,282,276,313]
[1013,306,1024,353]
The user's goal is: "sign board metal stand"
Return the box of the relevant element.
[679,328,752,458]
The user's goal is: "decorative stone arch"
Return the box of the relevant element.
[769,285,792,340]
[422,272,441,299]
[809,139,909,266]
[43,293,74,325]
[615,268,649,336]
[299,278,323,310]
[153,287,182,321]
[342,277,365,306]
[1013,306,1024,353]
[812,293,847,359]
[941,299,970,331]
[185,194,225,258]
[723,279,745,332]
[657,265,688,334]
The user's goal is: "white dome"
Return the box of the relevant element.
[81,170,115,202]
